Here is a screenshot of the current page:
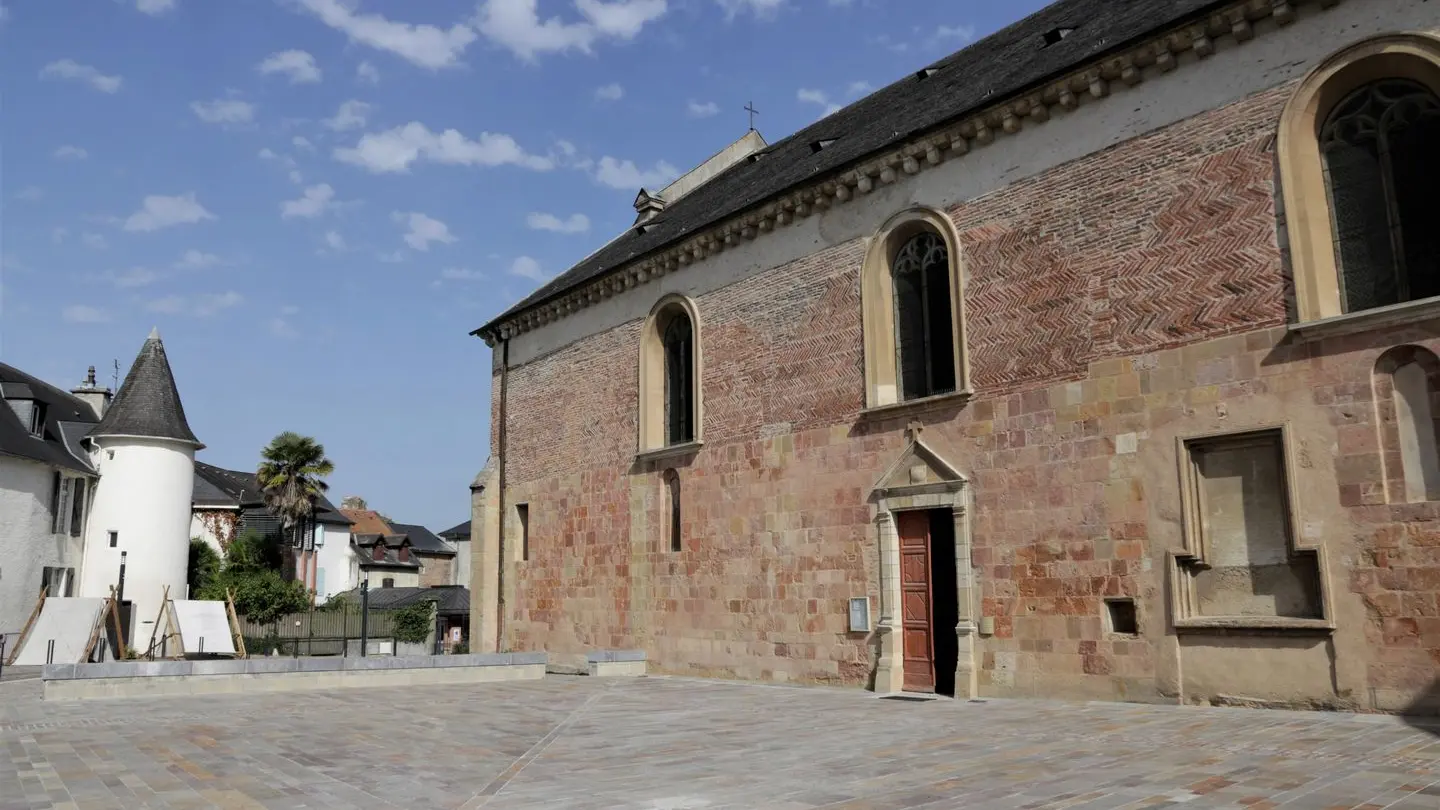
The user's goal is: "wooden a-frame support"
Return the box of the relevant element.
[3,586,48,666]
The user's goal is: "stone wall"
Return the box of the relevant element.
[484,30,1440,708]
[419,554,454,588]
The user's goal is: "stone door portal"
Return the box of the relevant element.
[898,510,935,693]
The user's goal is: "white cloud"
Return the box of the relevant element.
[848,80,871,95]
[147,291,243,317]
[63,305,110,324]
[936,24,976,42]
[281,184,337,218]
[136,0,176,14]
[715,0,784,18]
[51,227,68,244]
[40,59,122,93]
[191,98,256,125]
[440,267,485,281]
[335,122,552,173]
[526,212,589,234]
[508,255,546,281]
[123,192,216,232]
[324,230,347,250]
[474,0,667,61]
[104,267,162,288]
[324,100,372,131]
[292,135,315,151]
[392,211,455,251]
[376,250,407,263]
[53,145,88,160]
[174,249,220,269]
[797,88,841,116]
[269,317,299,339]
[82,232,108,249]
[257,49,322,83]
[295,0,478,70]
[595,82,624,101]
[687,100,719,118]
[356,61,380,84]
[288,169,304,184]
[594,156,678,190]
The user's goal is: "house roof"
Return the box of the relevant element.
[351,536,421,570]
[390,522,455,556]
[336,585,470,615]
[90,329,202,448]
[340,508,393,536]
[193,461,350,524]
[476,0,1229,338]
[0,362,99,474]
[438,520,471,542]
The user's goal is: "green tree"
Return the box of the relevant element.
[187,538,221,594]
[256,431,335,551]
[196,529,309,625]
[391,600,437,645]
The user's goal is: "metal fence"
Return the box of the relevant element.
[236,608,401,657]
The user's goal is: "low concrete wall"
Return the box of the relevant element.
[42,652,547,700]
[586,649,647,677]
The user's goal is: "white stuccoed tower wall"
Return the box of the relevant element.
[78,329,203,646]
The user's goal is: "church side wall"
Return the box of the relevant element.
[487,2,1440,708]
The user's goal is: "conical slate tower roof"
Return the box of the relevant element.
[89,328,203,447]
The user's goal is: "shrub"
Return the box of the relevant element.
[391,600,436,645]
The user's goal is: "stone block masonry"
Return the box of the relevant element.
[490,75,1440,709]
[41,653,548,700]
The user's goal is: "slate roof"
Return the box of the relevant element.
[0,362,99,474]
[335,585,470,615]
[90,329,202,447]
[192,461,351,525]
[475,0,1230,337]
[351,534,421,570]
[438,520,471,542]
[390,522,456,556]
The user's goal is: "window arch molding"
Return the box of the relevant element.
[1279,31,1440,324]
[860,206,972,409]
[638,293,704,455]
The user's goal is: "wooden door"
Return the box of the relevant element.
[897,510,934,693]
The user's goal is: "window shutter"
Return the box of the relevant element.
[50,472,62,533]
[69,479,87,537]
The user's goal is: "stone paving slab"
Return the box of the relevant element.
[0,674,1437,809]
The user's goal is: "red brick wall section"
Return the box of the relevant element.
[490,83,1440,700]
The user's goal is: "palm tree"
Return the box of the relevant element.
[256,432,335,555]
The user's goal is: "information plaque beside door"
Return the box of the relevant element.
[848,597,871,633]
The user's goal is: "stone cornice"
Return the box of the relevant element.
[479,0,1335,348]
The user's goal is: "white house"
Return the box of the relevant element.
[1,330,199,652]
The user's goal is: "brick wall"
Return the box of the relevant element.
[490,83,1440,708]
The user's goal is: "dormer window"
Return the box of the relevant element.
[372,543,384,561]
[6,398,43,437]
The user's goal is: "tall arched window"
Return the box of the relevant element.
[1322,79,1440,313]
[893,232,957,401]
[639,294,703,455]
[860,208,969,409]
[663,313,694,445]
[1278,33,1440,326]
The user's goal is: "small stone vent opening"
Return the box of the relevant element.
[1106,598,1139,635]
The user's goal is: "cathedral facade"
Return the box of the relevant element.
[471,0,1440,712]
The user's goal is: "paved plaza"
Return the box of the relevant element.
[1,674,1438,810]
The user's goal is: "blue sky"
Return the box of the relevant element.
[0,0,1047,530]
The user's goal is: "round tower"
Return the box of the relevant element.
[78,328,203,648]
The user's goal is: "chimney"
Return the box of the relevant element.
[71,365,112,419]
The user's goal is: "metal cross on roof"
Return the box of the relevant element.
[745,101,760,131]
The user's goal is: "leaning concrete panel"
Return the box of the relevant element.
[12,598,107,665]
[170,600,236,655]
